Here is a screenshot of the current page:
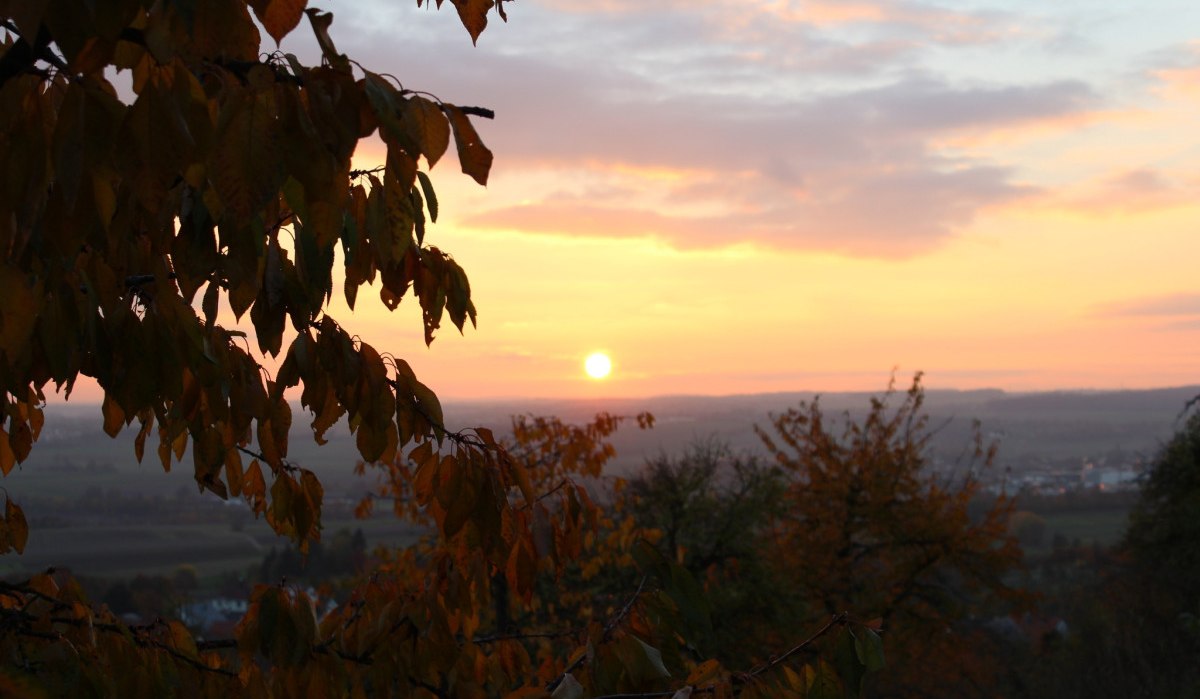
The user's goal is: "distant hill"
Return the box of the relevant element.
[23,384,1199,492]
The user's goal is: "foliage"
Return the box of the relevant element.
[1019,408,1200,699]
[626,441,806,667]
[755,374,1026,698]
[1123,410,1200,593]
[0,3,886,697]
[0,0,495,547]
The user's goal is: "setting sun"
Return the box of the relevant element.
[584,352,613,380]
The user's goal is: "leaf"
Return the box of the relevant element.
[452,0,494,45]
[193,0,261,61]
[806,661,844,699]
[225,448,245,498]
[443,104,493,186]
[6,499,28,554]
[404,96,450,167]
[686,659,722,685]
[853,629,885,672]
[833,628,866,699]
[250,0,308,46]
[0,428,14,476]
[416,170,439,222]
[0,264,42,359]
[551,674,583,699]
[633,637,671,679]
[411,380,444,442]
[613,635,672,686]
[211,90,282,225]
[363,71,406,151]
[134,412,155,463]
[101,395,125,438]
[304,8,350,71]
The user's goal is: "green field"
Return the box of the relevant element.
[1041,509,1130,548]
[0,517,425,581]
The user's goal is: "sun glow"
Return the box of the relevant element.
[584,352,613,380]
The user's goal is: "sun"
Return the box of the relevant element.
[584,352,612,380]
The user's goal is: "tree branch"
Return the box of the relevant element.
[545,575,649,693]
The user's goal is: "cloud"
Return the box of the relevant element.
[329,2,1101,256]
[1101,293,1200,318]
[467,163,1031,256]
[452,74,1087,255]
[1052,168,1197,215]
[1097,292,1200,334]
[1142,41,1200,96]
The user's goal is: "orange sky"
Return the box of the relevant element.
[52,2,1200,404]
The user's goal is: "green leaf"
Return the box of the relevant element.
[633,637,671,679]
[551,674,584,699]
[833,628,867,699]
[416,170,439,222]
[806,660,844,699]
[853,628,885,673]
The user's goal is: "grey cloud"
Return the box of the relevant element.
[326,3,1099,256]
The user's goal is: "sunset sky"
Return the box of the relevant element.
[87,1,1200,403]
[309,0,1200,400]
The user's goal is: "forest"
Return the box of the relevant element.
[1,1,1199,697]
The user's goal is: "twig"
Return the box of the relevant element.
[545,575,649,693]
[741,612,847,683]
[458,106,495,119]
[584,613,851,699]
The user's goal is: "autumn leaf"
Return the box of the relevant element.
[452,0,495,45]
[443,104,493,185]
[250,0,308,46]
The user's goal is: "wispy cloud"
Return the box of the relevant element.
[1101,293,1200,318]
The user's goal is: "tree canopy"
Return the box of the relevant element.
[0,3,888,697]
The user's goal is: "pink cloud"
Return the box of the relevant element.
[1049,168,1198,215]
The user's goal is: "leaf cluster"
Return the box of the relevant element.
[0,0,504,547]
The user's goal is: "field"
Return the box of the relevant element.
[1041,510,1131,548]
[0,517,425,581]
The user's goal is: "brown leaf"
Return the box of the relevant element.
[101,395,125,438]
[0,427,14,477]
[5,499,28,555]
[443,104,493,186]
[404,96,450,168]
[251,0,308,46]
[304,8,350,71]
[452,0,494,45]
[193,0,261,61]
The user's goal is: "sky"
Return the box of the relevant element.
[312,0,1200,400]
[71,1,1200,402]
